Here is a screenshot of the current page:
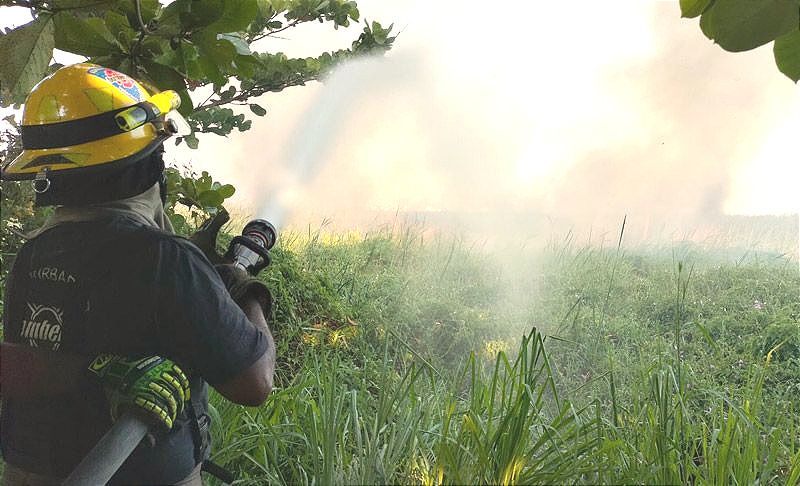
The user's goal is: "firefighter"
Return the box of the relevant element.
[0,63,275,484]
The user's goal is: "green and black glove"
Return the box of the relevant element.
[88,354,191,430]
[190,208,230,264]
[215,263,273,316]
[191,210,273,316]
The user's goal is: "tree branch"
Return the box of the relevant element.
[251,19,305,43]
[191,75,315,113]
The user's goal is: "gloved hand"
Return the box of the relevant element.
[216,263,273,316]
[189,208,230,264]
[88,354,191,430]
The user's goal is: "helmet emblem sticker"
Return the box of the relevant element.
[87,67,145,102]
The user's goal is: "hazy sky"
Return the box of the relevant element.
[2,2,798,230]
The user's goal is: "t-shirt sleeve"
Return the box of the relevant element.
[151,237,268,385]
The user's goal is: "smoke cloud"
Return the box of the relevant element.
[175,1,798,250]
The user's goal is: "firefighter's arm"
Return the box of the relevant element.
[212,264,276,406]
[213,297,275,406]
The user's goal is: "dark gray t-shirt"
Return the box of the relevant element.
[1,215,267,483]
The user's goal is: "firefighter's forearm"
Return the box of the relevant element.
[241,297,276,392]
[214,296,275,405]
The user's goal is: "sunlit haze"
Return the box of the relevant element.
[2,1,798,241]
[177,1,799,225]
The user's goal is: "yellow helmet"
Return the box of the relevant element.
[1,63,189,204]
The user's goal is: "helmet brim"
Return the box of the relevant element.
[2,124,159,181]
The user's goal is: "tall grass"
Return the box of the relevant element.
[431,330,605,485]
[210,328,607,485]
[205,224,799,485]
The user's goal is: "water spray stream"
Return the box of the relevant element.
[257,58,388,230]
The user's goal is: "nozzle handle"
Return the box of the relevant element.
[226,235,272,275]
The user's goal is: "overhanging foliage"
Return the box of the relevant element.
[680,0,800,82]
[0,0,396,142]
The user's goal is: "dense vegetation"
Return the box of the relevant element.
[1,202,797,483]
[203,223,800,484]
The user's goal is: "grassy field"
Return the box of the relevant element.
[207,222,800,485]
[1,218,796,484]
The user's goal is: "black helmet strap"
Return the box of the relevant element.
[20,102,159,152]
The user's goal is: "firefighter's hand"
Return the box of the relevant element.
[88,355,191,430]
[189,208,230,264]
[216,263,273,317]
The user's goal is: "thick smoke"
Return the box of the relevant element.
[192,2,797,252]
[546,2,786,225]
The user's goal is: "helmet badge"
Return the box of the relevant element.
[87,67,145,102]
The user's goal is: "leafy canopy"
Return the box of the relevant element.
[0,0,394,223]
[0,0,396,144]
[680,0,800,82]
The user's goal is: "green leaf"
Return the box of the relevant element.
[104,11,136,49]
[111,0,161,25]
[168,212,187,230]
[194,30,237,72]
[179,0,224,30]
[198,189,224,208]
[249,103,267,116]
[268,0,289,11]
[0,16,55,106]
[198,171,213,192]
[85,17,121,46]
[180,176,196,196]
[680,0,715,18]
[220,85,237,100]
[207,0,259,32]
[700,0,799,52]
[305,57,321,71]
[90,54,133,77]
[233,54,260,78]
[139,37,166,58]
[177,89,194,116]
[176,42,204,80]
[156,41,201,79]
[185,133,199,149]
[775,30,800,82]
[218,184,236,198]
[153,3,184,38]
[218,33,251,55]
[257,0,276,17]
[53,12,122,57]
[139,60,186,92]
[48,0,117,8]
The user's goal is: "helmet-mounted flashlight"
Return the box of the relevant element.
[114,90,181,132]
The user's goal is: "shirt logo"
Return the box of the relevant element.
[29,266,76,284]
[20,303,64,351]
[87,67,145,102]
